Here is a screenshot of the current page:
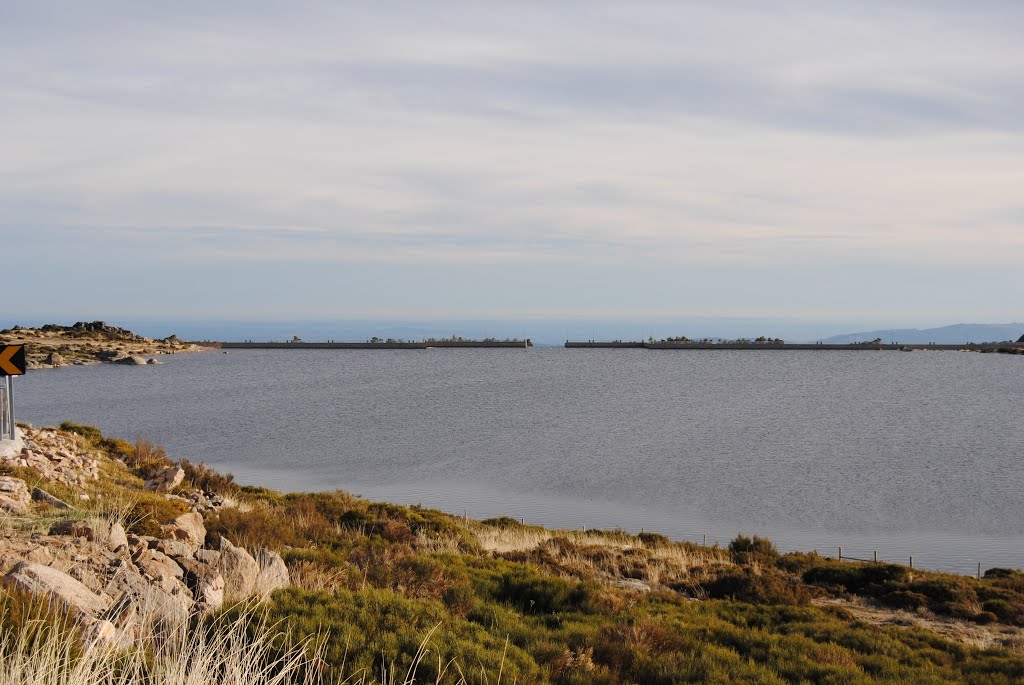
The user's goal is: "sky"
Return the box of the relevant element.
[2,1,1022,333]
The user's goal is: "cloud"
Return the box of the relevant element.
[1,1,1023,319]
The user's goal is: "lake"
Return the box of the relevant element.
[16,347,1024,575]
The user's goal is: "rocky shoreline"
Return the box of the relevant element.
[0,321,209,370]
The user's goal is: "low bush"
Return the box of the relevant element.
[729,534,780,566]
[180,459,239,496]
[58,421,103,443]
[703,568,810,605]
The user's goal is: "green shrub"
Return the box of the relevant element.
[253,587,543,682]
[703,568,810,605]
[803,563,911,593]
[58,421,103,442]
[494,566,594,614]
[729,534,780,566]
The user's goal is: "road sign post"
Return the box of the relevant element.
[0,345,26,441]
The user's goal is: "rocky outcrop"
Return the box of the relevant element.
[117,355,150,366]
[0,476,30,514]
[0,427,101,488]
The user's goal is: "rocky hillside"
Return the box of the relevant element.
[0,321,206,369]
[1,425,287,649]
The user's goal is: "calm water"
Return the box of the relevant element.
[16,348,1024,575]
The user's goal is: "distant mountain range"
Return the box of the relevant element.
[824,323,1024,345]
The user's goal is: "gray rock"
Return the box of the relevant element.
[106,521,129,552]
[32,487,73,510]
[105,563,192,627]
[145,465,185,491]
[161,511,206,550]
[254,548,290,598]
[156,539,194,559]
[0,476,31,514]
[116,355,150,365]
[44,352,65,367]
[146,358,162,365]
[218,538,260,601]
[611,578,651,593]
[3,561,109,618]
[133,548,184,590]
[177,558,225,611]
[195,549,221,566]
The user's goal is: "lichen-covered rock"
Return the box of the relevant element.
[254,548,290,598]
[0,476,30,514]
[3,561,109,618]
[218,538,260,601]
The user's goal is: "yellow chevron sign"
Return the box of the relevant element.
[0,345,26,376]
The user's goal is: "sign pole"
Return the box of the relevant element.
[0,377,7,438]
[7,375,14,440]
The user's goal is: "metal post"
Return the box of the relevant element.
[0,377,6,437]
[8,376,15,440]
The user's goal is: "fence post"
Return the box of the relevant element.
[703,533,707,546]
[978,562,981,580]
[909,556,913,569]
[838,546,843,561]
[873,550,877,562]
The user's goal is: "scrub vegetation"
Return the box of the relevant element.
[3,423,1024,684]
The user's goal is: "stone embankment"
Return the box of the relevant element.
[0,426,289,647]
[0,321,209,370]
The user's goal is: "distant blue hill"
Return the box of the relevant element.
[824,323,1024,345]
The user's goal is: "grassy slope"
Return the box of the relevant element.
[3,423,1024,684]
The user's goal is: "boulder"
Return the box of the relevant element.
[32,487,73,510]
[611,578,651,593]
[133,548,184,590]
[195,549,221,566]
[3,561,109,618]
[117,355,149,365]
[105,562,192,627]
[0,476,30,514]
[218,538,260,601]
[254,548,290,598]
[146,465,185,491]
[156,539,194,559]
[44,352,66,367]
[146,358,162,365]
[161,511,206,550]
[176,558,225,611]
[49,519,95,541]
[105,521,129,552]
